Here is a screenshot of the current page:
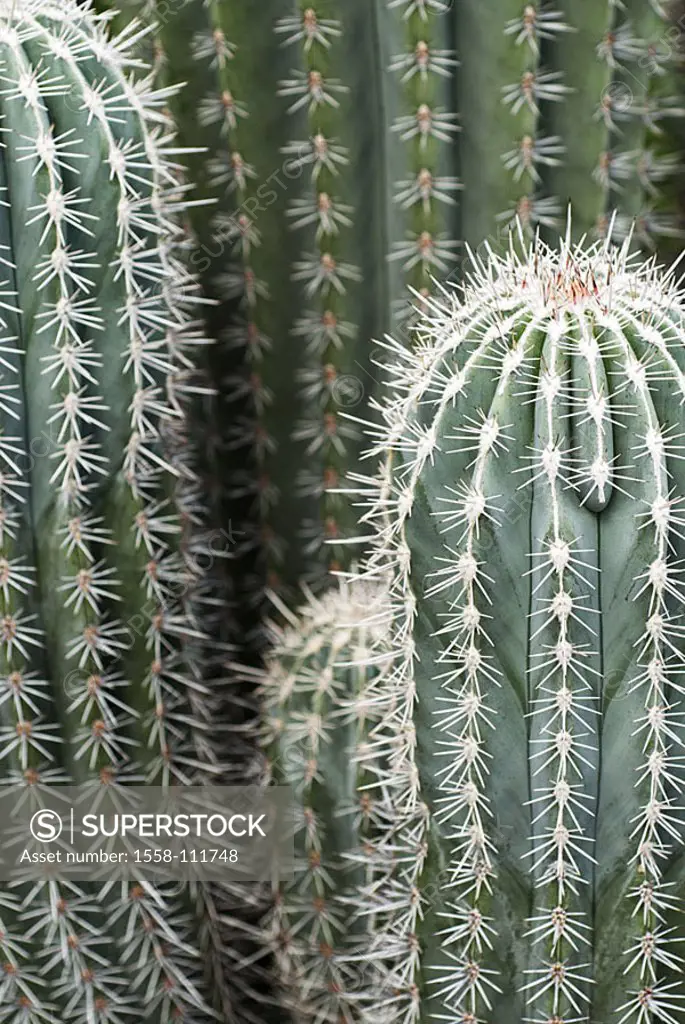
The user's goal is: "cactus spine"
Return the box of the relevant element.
[0,2,242,1020]
[278,4,365,586]
[264,229,685,1023]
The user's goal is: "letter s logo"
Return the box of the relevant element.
[30,809,63,842]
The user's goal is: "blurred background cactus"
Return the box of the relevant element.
[89,0,685,644]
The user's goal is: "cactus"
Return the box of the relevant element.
[181,0,388,601]
[86,0,256,656]
[262,228,685,1023]
[259,577,392,1024]
[88,0,685,624]
[0,2,261,1021]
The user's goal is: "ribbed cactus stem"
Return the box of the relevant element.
[194,0,278,609]
[338,228,685,1023]
[386,0,460,326]
[612,0,685,248]
[542,1,616,241]
[280,3,363,582]
[0,3,223,1018]
[260,578,391,1022]
[456,1,570,247]
[522,316,601,1020]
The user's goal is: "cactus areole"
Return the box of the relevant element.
[348,229,685,1024]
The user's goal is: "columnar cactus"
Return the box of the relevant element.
[0,2,251,1020]
[380,0,460,330]
[259,578,393,1024]
[88,0,253,651]
[264,230,685,1023]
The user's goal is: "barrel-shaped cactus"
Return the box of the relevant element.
[0,3,251,1021]
[265,229,685,1023]
[363,227,685,1023]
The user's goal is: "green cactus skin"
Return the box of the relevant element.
[455,1,569,247]
[266,231,685,1023]
[83,0,261,654]
[0,3,248,1021]
[126,0,388,601]
[259,579,392,1024]
[219,0,387,596]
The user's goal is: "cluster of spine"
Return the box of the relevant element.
[385,0,460,327]
[268,232,685,1023]
[259,579,392,1023]
[0,3,234,1020]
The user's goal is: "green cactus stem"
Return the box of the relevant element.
[90,0,685,609]
[381,0,460,328]
[266,228,685,1023]
[0,2,241,1020]
[455,1,569,247]
[361,227,685,1022]
[260,578,392,1023]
